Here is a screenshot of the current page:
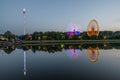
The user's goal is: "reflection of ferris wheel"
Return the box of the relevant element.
[86,47,99,62]
[87,20,99,36]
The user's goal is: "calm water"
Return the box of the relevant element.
[0,44,120,80]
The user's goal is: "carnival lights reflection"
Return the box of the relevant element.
[86,47,99,62]
[66,48,82,59]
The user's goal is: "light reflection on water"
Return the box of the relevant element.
[0,44,120,80]
[66,48,82,59]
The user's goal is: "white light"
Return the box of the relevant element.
[23,8,26,14]
[23,8,26,12]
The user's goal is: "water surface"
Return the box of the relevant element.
[0,44,120,80]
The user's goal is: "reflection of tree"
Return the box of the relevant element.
[2,46,15,54]
[0,43,120,54]
[22,46,31,51]
[41,45,63,53]
[110,43,120,49]
[31,46,37,53]
[86,47,99,62]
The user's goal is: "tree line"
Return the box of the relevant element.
[0,30,120,41]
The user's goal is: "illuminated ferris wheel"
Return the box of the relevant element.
[67,23,82,36]
[87,20,100,36]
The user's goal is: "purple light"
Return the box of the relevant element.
[66,48,82,59]
[67,23,81,36]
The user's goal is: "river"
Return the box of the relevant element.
[0,43,120,80]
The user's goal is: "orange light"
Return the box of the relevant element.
[87,47,99,62]
[87,20,99,37]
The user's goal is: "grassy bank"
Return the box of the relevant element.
[21,40,120,44]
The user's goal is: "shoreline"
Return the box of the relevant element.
[0,40,120,46]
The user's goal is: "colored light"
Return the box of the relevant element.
[67,23,81,36]
[66,48,82,59]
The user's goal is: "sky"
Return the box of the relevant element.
[0,0,120,35]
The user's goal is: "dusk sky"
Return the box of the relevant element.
[0,0,120,35]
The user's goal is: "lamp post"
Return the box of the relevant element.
[23,8,27,76]
[23,8,26,35]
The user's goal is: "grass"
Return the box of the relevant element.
[21,40,120,44]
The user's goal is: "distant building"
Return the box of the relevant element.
[0,35,7,41]
[26,35,32,40]
[42,36,48,40]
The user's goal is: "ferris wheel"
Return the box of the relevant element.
[67,23,81,36]
[87,20,100,36]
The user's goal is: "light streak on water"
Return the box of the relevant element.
[24,51,26,76]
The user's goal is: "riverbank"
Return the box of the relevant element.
[21,40,120,44]
[1,40,120,46]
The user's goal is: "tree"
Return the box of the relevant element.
[32,32,42,40]
[3,31,16,39]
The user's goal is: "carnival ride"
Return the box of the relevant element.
[87,20,100,37]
